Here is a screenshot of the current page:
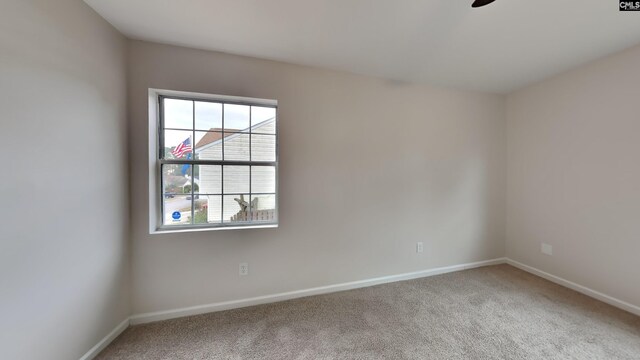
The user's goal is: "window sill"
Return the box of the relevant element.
[150,223,278,235]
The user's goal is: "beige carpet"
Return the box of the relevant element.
[97,265,640,359]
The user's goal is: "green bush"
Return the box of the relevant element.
[193,209,208,224]
[183,183,199,193]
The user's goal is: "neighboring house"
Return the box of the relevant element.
[195,118,276,222]
[163,174,189,194]
[182,178,199,193]
[163,172,198,194]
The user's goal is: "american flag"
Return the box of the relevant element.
[171,137,192,158]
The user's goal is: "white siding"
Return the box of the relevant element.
[251,134,276,161]
[196,119,276,222]
[224,133,250,161]
[253,119,276,134]
[198,165,221,194]
[251,166,276,193]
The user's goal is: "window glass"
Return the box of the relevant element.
[164,99,192,130]
[195,101,222,131]
[224,104,250,133]
[158,95,277,229]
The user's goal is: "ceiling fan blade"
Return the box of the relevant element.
[472,0,497,7]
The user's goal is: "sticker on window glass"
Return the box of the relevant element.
[172,211,181,221]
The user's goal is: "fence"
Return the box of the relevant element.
[230,209,276,222]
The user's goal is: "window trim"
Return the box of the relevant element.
[148,88,278,234]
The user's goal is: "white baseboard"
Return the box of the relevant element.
[79,317,130,360]
[506,258,640,317]
[81,257,639,359]
[129,257,507,325]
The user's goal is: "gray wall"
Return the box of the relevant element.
[128,41,506,314]
[506,44,640,308]
[0,1,129,359]
[3,1,639,356]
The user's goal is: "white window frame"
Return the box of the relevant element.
[148,88,278,234]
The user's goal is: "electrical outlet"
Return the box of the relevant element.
[239,263,249,276]
[416,242,424,253]
[541,243,553,256]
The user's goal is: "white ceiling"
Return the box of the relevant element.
[85,0,640,93]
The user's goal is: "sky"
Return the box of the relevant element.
[163,99,275,148]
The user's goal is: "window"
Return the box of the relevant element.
[151,90,277,232]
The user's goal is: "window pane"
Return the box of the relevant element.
[194,131,222,160]
[163,195,192,226]
[224,104,250,132]
[194,165,221,194]
[251,134,276,161]
[164,98,193,130]
[223,165,249,194]
[223,194,251,223]
[251,166,276,193]
[251,106,276,134]
[251,194,277,222]
[223,133,250,161]
[194,195,221,224]
[195,101,222,131]
[163,130,193,159]
[158,93,278,230]
[162,164,191,195]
